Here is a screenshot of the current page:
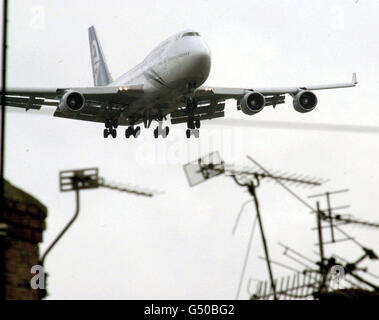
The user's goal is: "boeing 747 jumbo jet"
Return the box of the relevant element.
[5,26,358,139]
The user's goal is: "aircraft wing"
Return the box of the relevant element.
[195,72,358,99]
[4,85,144,124]
[169,73,358,125]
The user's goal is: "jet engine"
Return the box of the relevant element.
[293,90,317,113]
[240,92,266,115]
[58,90,85,114]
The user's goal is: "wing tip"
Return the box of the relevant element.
[352,72,358,85]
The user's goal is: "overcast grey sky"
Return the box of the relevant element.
[4,0,379,299]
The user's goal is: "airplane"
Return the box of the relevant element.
[4,26,358,139]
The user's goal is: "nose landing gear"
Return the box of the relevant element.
[187,81,197,93]
[153,120,170,139]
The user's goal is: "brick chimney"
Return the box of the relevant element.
[2,180,47,300]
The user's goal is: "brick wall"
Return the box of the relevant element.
[2,180,47,300]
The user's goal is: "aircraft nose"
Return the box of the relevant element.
[187,45,211,80]
[194,48,211,69]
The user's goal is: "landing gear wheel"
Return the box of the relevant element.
[187,119,195,130]
[154,127,159,138]
[105,119,112,129]
[112,120,118,129]
[186,129,191,139]
[133,126,141,138]
[125,127,131,138]
[103,129,109,138]
[161,126,169,138]
[195,119,200,129]
[111,129,117,138]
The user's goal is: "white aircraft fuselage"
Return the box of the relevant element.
[109,30,211,121]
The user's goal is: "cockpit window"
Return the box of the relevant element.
[182,32,200,38]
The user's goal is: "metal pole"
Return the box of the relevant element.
[0,0,8,301]
[316,202,325,263]
[249,184,277,300]
[316,201,328,293]
[235,213,257,300]
[0,0,8,188]
[326,192,335,242]
[40,189,80,266]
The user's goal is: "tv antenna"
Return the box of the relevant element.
[245,163,379,299]
[184,152,327,300]
[38,167,159,299]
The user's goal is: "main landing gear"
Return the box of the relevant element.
[185,116,200,139]
[103,118,169,139]
[103,119,118,138]
[125,126,141,139]
[184,98,201,139]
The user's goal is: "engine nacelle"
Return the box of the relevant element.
[240,92,266,115]
[58,90,85,114]
[293,90,317,113]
